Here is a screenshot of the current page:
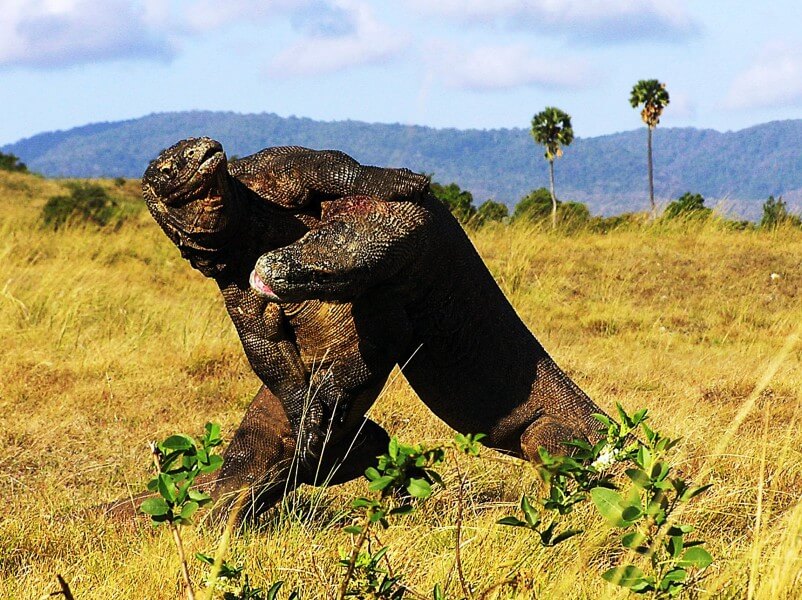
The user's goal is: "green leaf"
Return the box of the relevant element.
[521,496,540,528]
[388,437,399,460]
[389,504,414,516]
[200,454,223,474]
[140,497,170,517]
[368,475,395,491]
[157,473,176,503]
[661,568,687,585]
[616,403,633,428]
[681,483,713,502]
[590,487,628,526]
[188,489,210,503]
[364,466,381,481]
[621,505,643,522]
[344,526,363,535]
[626,468,652,488]
[667,535,684,558]
[551,528,582,545]
[497,516,527,527]
[602,565,648,589]
[161,434,195,451]
[407,477,432,499]
[621,531,648,549]
[677,546,713,569]
[204,422,222,445]
[181,501,199,521]
[266,581,284,600]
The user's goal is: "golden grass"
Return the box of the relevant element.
[1,170,801,598]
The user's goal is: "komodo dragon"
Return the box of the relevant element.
[141,137,427,519]
[252,193,607,460]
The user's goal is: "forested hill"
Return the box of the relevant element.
[4,111,802,217]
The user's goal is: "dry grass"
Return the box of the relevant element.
[1,170,801,599]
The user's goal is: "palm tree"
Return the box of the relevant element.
[530,107,574,229]
[630,79,670,218]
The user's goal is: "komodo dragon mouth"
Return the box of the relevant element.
[249,269,281,302]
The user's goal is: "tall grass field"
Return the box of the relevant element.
[1,169,801,599]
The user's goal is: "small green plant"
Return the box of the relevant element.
[339,436,446,599]
[41,182,125,230]
[141,423,223,600]
[498,405,713,598]
[196,553,299,600]
[590,407,713,597]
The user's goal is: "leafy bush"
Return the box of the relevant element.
[0,151,27,173]
[663,192,712,220]
[474,199,509,226]
[761,195,801,229]
[513,188,590,229]
[431,181,476,224]
[41,182,127,230]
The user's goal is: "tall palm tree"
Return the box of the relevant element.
[530,107,574,229]
[630,79,670,218]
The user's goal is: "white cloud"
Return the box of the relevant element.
[166,0,312,33]
[407,0,699,43]
[725,42,802,110]
[268,1,407,76]
[0,0,173,68]
[426,42,594,91]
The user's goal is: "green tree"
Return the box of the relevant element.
[530,107,574,229]
[663,192,711,220]
[0,151,28,173]
[760,195,801,229]
[513,188,553,223]
[430,181,476,224]
[630,79,670,219]
[475,199,508,226]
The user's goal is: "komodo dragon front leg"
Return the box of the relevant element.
[250,195,433,303]
[230,147,429,209]
[217,272,348,471]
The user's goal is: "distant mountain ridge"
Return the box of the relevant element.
[4,111,802,218]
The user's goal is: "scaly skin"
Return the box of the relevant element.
[254,193,607,460]
[140,137,425,520]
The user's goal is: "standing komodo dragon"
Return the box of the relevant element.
[141,137,427,519]
[252,191,607,459]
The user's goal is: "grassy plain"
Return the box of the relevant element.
[0,169,801,599]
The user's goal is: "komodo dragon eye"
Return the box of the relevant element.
[159,162,174,176]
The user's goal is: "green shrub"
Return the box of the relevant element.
[663,192,712,220]
[431,181,476,224]
[0,151,28,173]
[474,199,509,227]
[513,188,590,230]
[41,182,127,230]
[761,195,801,229]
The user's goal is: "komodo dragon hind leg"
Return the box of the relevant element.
[212,386,391,525]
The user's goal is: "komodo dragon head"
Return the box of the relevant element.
[142,137,239,273]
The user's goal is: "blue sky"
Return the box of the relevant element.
[1,1,801,146]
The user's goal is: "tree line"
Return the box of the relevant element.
[432,77,800,231]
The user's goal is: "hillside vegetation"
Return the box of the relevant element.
[1,171,801,598]
[4,112,802,218]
